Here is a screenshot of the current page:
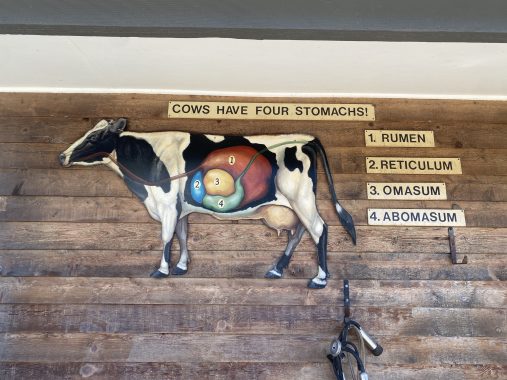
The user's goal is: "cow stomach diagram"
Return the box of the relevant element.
[190,146,272,212]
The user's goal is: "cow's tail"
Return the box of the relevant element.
[308,138,356,245]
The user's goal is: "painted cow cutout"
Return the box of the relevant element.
[59,118,356,288]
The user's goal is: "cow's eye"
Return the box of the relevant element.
[89,134,99,143]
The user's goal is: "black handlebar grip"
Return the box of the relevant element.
[358,327,383,356]
[371,344,383,356]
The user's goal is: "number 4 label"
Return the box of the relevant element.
[368,211,380,222]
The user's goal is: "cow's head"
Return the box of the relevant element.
[59,118,127,167]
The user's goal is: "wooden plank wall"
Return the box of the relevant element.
[0,94,506,379]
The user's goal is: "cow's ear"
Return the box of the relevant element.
[109,118,127,134]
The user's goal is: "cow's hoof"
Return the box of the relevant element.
[172,266,188,275]
[265,268,282,279]
[307,279,327,289]
[150,269,169,278]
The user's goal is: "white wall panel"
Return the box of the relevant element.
[1,35,506,99]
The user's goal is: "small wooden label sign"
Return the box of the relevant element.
[168,101,375,121]
[367,182,447,200]
[368,208,466,226]
[366,157,462,174]
[365,130,434,147]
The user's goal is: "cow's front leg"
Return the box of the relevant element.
[172,215,189,275]
[150,212,177,279]
[265,223,305,279]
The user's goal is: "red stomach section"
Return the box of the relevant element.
[200,146,274,207]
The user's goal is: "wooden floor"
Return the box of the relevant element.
[0,94,506,379]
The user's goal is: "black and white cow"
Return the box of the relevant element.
[59,118,356,288]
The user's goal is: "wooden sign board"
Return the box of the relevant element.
[367,182,447,200]
[368,208,466,226]
[168,101,375,121]
[366,157,462,175]
[365,130,434,147]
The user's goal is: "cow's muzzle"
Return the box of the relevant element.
[59,152,69,166]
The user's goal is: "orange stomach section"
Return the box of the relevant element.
[200,146,274,207]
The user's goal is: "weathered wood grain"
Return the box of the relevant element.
[1,222,504,254]
[2,143,507,176]
[3,169,507,202]
[0,277,504,308]
[1,94,506,379]
[0,333,504,365]
[0,362,505,380]
[1,94,506,123]
[2,196,506,227]
[1,304,504,338]
[1,250,503,281]
[0,250,507,281]
[2,116,507,150]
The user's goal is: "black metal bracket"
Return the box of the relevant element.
[343,279,351,319]
[448,227,468,265]
[448,203,468,265]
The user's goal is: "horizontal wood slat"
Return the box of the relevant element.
[0,362,505,380]
[1,251,503,281]
[2,196,506,227]
[2,117,507,150]
[1,277,504,308]
[2,143,506,176]
[1,222,504,254]
[2,170,507,202]
[0,333,504,365]
[1,304,504,338]
[2,94,507,123]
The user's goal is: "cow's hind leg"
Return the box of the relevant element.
[172,215,189,275]
[308,223,329,289]
[265,222,306,279]
[288,192,329,288]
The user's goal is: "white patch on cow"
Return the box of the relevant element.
[245,134,313,147]
[205,134,225,143]
[91,119,109,131]
[143,191,162,222]
[268,269,282,278]
[311,266,328,285]
[335,203,343,213]
[317,266,327,279]
[274,145,324,243]
[105,151,123,177]
[158,261,169,274]
[311,277,327,286]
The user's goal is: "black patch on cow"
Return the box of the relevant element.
[302,141,318,194]
[117,136,171,201]
[182,134,279,211]
[176,194,183,216]
[163,239,173,263]
[69,127,120,164]
[284,146,303,173]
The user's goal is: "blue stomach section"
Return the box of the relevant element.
[190,171,206,204]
